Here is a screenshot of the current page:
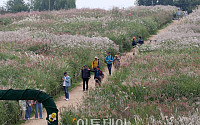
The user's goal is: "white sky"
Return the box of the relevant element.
[0,0,136,10]
[76,0,136,10]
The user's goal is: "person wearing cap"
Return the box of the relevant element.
[92,56,100,70]
[132,37,137,48]
[90,66,104,87]
[82,65,91,91]
[113,55,120,69]
[132,37,137,55]
[62,72,71,101]
[105,52,113,75]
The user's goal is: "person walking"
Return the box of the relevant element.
[132,37,137,55]
[183,10,188,17]
[82,65,91,91]
[25,100,32,120]
[62,72,71,101]
[113,55,120,69]
[34,101,43,119]
[19,100,26,121]
[105,52,113,75]
[137,36,144,45]
[176,9,182,20]
[91,66,104,87]
[92,56,100,70]
[132,37,137,47]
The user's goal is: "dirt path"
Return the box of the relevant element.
[148,20,179,44]
[122,20,179,57]
[22,20,179,125]
[22,66,114,125]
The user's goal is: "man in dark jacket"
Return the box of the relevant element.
[132,37,137,48]
[138,36,144,45]
[90,66,104,87]
[132,37,137,55]
[82,65,91,91]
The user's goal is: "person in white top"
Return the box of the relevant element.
[183,10,188,17]
[62,72,71,101]
[19,100,26,120]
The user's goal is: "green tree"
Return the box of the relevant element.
[33,0,76,11]
[137,0,200,13]
[6,0,29,13]
[33,0,55,11]
[0,7,7,15]
[137,0,154,6]
[157,0,174,5]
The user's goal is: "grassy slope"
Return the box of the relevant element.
[0,6,177,124]
[61,8,200,125]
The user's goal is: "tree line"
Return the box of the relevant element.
[0,0,76,13]
[136,0,200,13]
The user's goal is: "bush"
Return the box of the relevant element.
[0,101,21,125]
[0,18,12,25]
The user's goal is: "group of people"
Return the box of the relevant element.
[176,9,188,20]
[62,52,121,101]
[18,100,43,120]
[132,36,144,55]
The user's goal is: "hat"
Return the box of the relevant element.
[133,37,135,39]
[97,66,100,68]
[115,55,118,57]
[64,72,67,75]
[95,56,98,59]
[84,65,87,67]
[108,52,111,54]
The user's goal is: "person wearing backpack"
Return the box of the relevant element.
[105,52,113,75]
[138,36,144,45]
[82,65,91,91]
[90,66,104,87]
[92,56,100,70]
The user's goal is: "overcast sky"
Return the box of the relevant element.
[0,0,136,10]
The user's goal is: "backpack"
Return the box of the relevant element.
[93,59,100,66]
[106,55,113,61]
[141,39,144,44]
[99,70,104,78]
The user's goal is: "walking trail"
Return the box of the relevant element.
[22,20,179,125]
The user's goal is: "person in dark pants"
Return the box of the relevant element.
[132,37,137,47]
[62,72,71,101]
[82,65,91,91]
[92,56,100,70]
[90,66,104,87]
[34,101,43,119]
[105,52,113,75]
[137,36,144,45]
[25,100,32,120]
[132,37,137,55]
